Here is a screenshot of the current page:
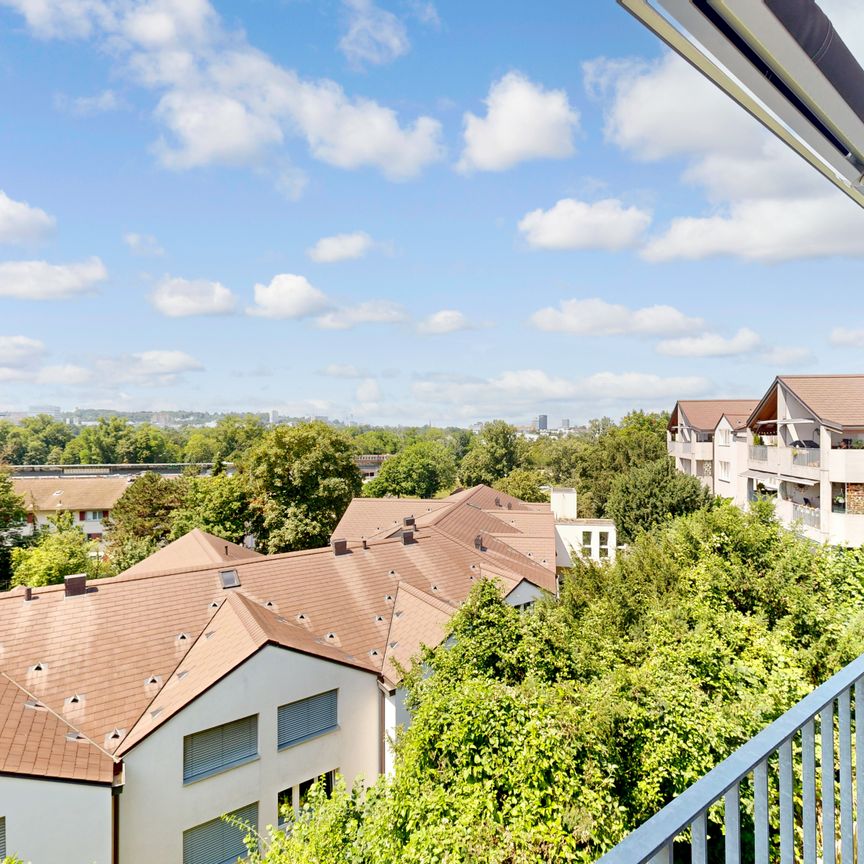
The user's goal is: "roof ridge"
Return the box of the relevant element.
[397,580,458,615]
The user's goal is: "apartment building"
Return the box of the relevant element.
[11,476,131,541]
[0,486,558,864]
[667,400,758,494]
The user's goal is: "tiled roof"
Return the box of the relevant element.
[117,529,262,578]
[0,487,554,782]
[670,400,759,433]
[12,477,131,513]
[331,498,450,539]
[779,375,864,428]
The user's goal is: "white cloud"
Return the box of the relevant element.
[0,190,55,244]
[0,335,44,367]
[657,328,762,358]
[356,377,382,403]
[339,0,410,68]
[36,364,93,386]
[0,0,444,182]
[104,349,203,386]
[307,231,374,263]
[124,232,165,257]
[458,72,579,172]
[246,274,331,320]
[150,276,235,317]
[518,197,651,251]
[589,53,864,261]
[418,309,474,334]
[55,88,124,116]
[531,298,702,336]
[315,300,407,330]
[758,346,814,367]
[0,257,106,299]
[320,363,366,378]
[831,327,864,348]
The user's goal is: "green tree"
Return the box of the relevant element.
[0,470,27,588]
[105,535,159,575]
[351,428,404,455]
[458,421,522,486]
[492,468,549,503]
[604,456,712,543]
[105,472,188,548]
[169,474,259,543]
[364,441,457,499]
[243,421,362,553]
[11,513,98,587]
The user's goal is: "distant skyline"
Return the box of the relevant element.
[2,0,864,425]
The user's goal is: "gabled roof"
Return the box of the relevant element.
[669,400,759,433]
[117,529,262,578]
[12,477,131,512]
[777,375,864,429]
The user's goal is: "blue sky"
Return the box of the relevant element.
[2,0,864,426]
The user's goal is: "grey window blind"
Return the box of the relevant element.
[184,715,258,783]
[183,802,257,864]
[278,690,338,749]
[0,815,6,859]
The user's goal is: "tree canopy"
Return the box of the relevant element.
[11,513,99,587]
[364,441,456,499]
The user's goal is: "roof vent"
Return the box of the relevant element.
[402,530,414,545]
[494,496,501,507]
[331,538,349,556]
[23,587,32,602]
[385,594,393,602]
[388,569,396,577]
[66,731,87,742]
[65,694,84,707]
[470,563,477,570]
[507,502,512,510]
[150,708,163,719]
[403,515,416,528]
[31,662,45,673]
[474,534,483,550]
[205,631,216,640]
[106,728,124,744]
[431,585,439,592]
[176,633,189,643]
[64,573,87,598]
[370,649,380,658]
[389,641,398,648]
[209,601,219,609]
[375,615,385,623]
[297,612,307,622]
[326,632,337,641]
[145,675,162,687]
[265,600,275,608]
[24,699,46,710]
[362,539,368,550]
[219,569,240,589]
[177,670,189,680]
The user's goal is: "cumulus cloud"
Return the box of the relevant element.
[315,300,407,330]
[55,88,125,116]
[588,53,864,261]
[320,363,366,378]
[339,0,410,67]
[103,349,203,386]
[418,309,474,334]
[124,232,164,257]
[0,335,44,367]
[0,190,55,244]
[150,276,235,317]
[35,364,93,386]
[246,274,331,320]
[1,0,444,182]
[307,231,374,263]
[458,72,579,172]
[657,328,762,358]
[0,257,106,299]
[518,197,651,251]
[531,298,702,336]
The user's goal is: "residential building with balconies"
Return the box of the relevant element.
[667,400,758,494]
[744,375,864,546]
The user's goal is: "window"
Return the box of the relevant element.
[0,816,5,859]
[278,690,338,749]
[718,461,731,482]
[84,510,104,521]
[277,788,293,827]
[183,715,258,784]
[580,531,592,558]
[299,771,335,807]
[598,531,610,559]
[183,802,257,864]
[717,428,731,446]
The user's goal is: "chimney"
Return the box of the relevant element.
[65,573,87,598]
[474,534,483,550]
[507,502,512,510]
[494,496,501,507]
[23,586,32,602]
[402,515,416,528]
[362,538,368,550]
[331,538,349,556]
[402,530,414,545]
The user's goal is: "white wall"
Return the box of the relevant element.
[382,686,412,775]
[0,774,112,864]
[555,522,617,565]
[504,580,545,607]
[550,488,578,520]
[119,646,380,864]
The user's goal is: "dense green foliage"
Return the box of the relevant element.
[364,441,457,499]
[246,502,864,863]
[11,513,99,587]
[605,456,713,543]
[0,470,27,588]
[492,468,550,503]
[459,420,524,486]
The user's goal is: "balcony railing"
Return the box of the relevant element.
[749,445,768,462]
[595,651,864,864]
[792,448,821,468]
[793,503,821,530]
[680,441,692,454]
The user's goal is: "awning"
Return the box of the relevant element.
[779,474,819,486]
[741,470,780,489]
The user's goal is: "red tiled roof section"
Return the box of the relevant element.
[332,498,450,539]
[779,375,864,428]
[0,674,115,783]
[12,477,131,512]
[117,529,262,579]
[674,400,759,432]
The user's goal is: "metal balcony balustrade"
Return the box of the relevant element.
[594,651,864,864]
[792,449,822,468]
[749,445,769,462]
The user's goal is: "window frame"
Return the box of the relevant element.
[183,714,259,785]
[277,690,338,751]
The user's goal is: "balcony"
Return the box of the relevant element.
[596,651,864,864]
[780,446,820,481]
[748,444,768,462]
[792,503,821,530]
[748,444,779,472]
[792,448,821,468]
[692,441,713,462]
[829,448,864,483]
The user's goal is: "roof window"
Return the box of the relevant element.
[219,569,240,589]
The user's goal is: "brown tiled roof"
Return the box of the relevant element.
[719,412,753,431]
[670,400,759,433]
[118,529,262,578]
[779,375,864,428]
[12,477,131,513]
[331,498,451,539]
[0,494,554,781]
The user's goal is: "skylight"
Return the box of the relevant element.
[219,569,240,589]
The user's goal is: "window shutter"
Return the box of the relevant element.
[183,715,257,783]
[0,815,6,859]
[183,802,257,864]
[278,690,338,749]
[79,511,86,521]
